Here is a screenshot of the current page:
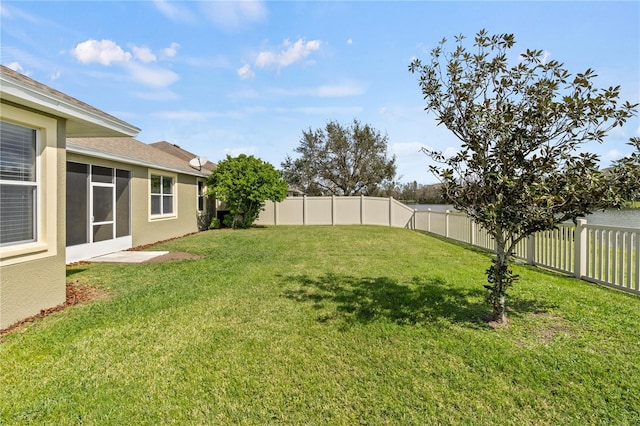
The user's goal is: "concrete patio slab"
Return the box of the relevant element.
[90,251,170,263]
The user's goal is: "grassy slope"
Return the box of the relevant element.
[1,226,639,425]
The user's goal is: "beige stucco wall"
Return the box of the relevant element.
[132,170,201,247]
[0,104,66,329]
[66,153,202,249]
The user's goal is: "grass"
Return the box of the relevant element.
[2,226,640,425]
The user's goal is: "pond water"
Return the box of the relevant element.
[407,204,640,229]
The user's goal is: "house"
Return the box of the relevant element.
[65,136,214,263]
[0,65,213,329]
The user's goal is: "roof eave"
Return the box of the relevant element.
[0,76,140,138]
[66,142,209,178]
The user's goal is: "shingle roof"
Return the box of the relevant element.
[1,65,139,137]
[150,141,216,174]
[67,137,209,177]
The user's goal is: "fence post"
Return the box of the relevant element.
[527,234,535,265]
[445,210,450,238]
[274,200,279,225]
[389,197,393,227]
[303,195,307,225]
[470,220,476,247]
[574,219,587,279]
[360,194,365,225]
[331,195,336,226]
[427,208,431,233]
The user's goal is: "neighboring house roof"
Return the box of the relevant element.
[67,137,209,177]
[150,141,216,174]
[0,65,140,138]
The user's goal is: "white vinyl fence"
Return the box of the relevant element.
[257,196,640,296]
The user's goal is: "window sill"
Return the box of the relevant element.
[149,214,177,222]
[0,242,52,265]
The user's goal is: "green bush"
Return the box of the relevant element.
[208,217,220,230]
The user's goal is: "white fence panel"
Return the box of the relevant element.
[584,225,639,293]
[335,197,362,225]
[429,213,447,237]
[449,213,472,244]
[364,197,391,226]
[306,197,333,225]
[278,197,304,225]
[391,198,415,229]
[533,225,575,275]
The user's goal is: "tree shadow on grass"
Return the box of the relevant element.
[283,273,558,329]
[283,273,490,328]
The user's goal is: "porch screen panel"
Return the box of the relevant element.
[116,169,131,237]
[66,162,89,246]
[93,186,114,222]
[93,224,113,242]
[92,165,113,183]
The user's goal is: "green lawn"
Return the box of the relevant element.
[2,226,639,425]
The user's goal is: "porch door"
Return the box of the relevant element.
[66,163,132,263]
[90,166,115,242]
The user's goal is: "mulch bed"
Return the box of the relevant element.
[1,241,203,339]
[0,281,107,340]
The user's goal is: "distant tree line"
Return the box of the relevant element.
[376,181,445,204]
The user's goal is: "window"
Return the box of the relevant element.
[197,180,205,212]
[0,121,37,246]
[150,174,174,216]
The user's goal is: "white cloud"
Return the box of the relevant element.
[347,38,353,45]
[379,107,398,118]
[255,38,322,69]
[390,142,429,156]
[153,0,195,23]
[237,63,255,80]
[6,61,24,73]
[132,46,157,63]
[268,81,365,98]
[71,39,132,65]
[163,42,180,58]
[275,106,363,116]
[153,110,219,121]
[125,62,179,87]
[315,82,364,97]
[0,4,39,23]
[152,110,243,121]
[603,149,623,162]
[70,39,179,88]
[131,90,179,101]
[201,1,267,31]
[443,146,459,158]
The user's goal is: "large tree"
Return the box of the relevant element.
[208,154,288,229]
[409,30,638,324]
[609,137,640,204]
[282,119,397,196]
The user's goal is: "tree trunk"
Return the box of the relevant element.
[494,295,506,324]
[487,241,511,324]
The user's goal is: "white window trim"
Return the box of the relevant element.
[148,169,177,220]
[0,105,58,266]
[197,179,206,213]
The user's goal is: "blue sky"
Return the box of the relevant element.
[2,1,639,184]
